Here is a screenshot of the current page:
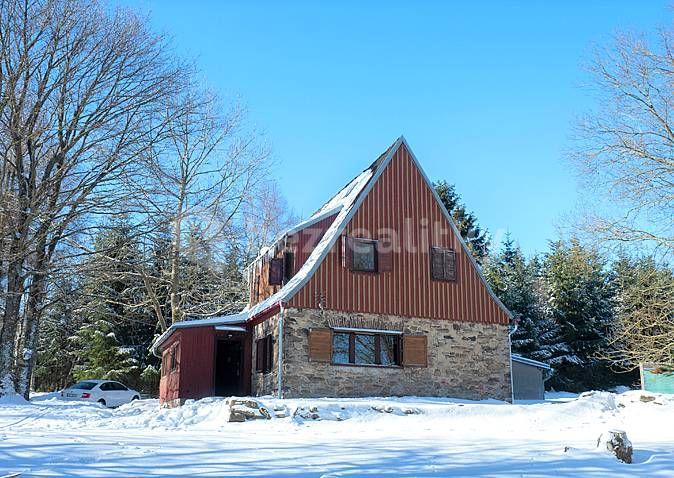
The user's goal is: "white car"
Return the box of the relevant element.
[60,380,140,407]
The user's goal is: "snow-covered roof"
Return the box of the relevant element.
[511,354,551,370]
[151,313,248,355]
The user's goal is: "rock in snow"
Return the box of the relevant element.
[597,429,633,464]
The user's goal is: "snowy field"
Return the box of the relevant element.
[0,390,673,477]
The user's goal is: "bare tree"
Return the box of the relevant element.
[0,0,182,397]
[606,257,674,368]
[571,28,673,258]
[241,179,298,264]
[136,86,271,328]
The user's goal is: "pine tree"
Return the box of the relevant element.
[484,235,544,355]
[540,240,617,391]
[434,180,490,263]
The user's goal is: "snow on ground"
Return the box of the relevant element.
[0,390,673,477]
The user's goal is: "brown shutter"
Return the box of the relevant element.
[268,258,283,285]
[266,335,274,372]
[255,339,264,372]
[341,236,354,270]
[403,335,428,367]
[444,249,457,281]
[283,251,294,282]
[430,247,444,280]
[308,328,333,362]
[377,240,392,272]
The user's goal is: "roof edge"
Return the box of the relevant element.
[511,354,552,370]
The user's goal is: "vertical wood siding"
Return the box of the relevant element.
[178,327,216,399]
[288,143,509,325]
[249,214,336,307]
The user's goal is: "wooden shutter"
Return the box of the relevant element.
[268,258,283,285]
[308,328,333,362]
[403,335,427,367]
[255,339,264,372]
[283,251,294,282]
[430,247,444,280]
[341,236,354,270]
[377,240,392,272]
[444,249,457,281]
[265,335,274,372]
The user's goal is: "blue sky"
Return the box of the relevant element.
[123,1,669,256]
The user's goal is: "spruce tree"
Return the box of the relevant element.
[485,235,544,355]
[71,314,138,382]
[434,180,490,263]
[72,217,157,390]
[540,240,617,391]
[33,277,84,391]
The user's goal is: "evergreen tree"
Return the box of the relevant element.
[434,180,490,263]
[71,316,138,382]
[33,277,84,391]
[484,235,544,355]
[540,240,618,391]
[72,217,158,391]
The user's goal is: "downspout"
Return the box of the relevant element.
[508,322,519,404]
[277,301,285,399]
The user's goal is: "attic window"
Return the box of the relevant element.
[352,238,377,272]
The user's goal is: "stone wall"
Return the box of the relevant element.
[251,315,280,396]
[279,308,512,401]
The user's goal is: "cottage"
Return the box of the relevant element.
[152,137,514,406]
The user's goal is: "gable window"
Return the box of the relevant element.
[332,331,401,366]
[430,246,457,281]
[256,334,274,374]
[342,236,392,273]
[352,238,377,272]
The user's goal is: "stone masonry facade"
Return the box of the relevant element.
[252,315,280,396]
[264,307,512,401]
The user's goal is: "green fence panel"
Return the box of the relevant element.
[642,366,674,394]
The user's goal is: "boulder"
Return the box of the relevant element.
[597,429,633,464]
[227,408,247,423]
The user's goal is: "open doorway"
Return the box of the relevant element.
[214,339,244,396]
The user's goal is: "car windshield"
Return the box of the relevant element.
[70,381,98,390]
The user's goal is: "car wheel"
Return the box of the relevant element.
[132,395,139,401]
[98,399,107,407]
